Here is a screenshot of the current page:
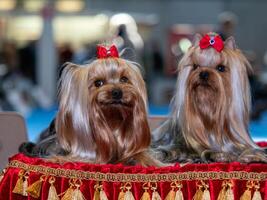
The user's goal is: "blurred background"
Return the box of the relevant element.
[0,0,267,142]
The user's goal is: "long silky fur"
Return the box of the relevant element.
[55,58,160,166]
[152,34,267,163]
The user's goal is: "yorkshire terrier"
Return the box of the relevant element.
[20,45,159,166]
[153,33,267,163]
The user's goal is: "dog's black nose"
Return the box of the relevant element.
[199,71,209,80]
[111,88,123,100]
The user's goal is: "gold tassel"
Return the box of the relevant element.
[93,182,100,200]
[252,191,262,200]
[12,170,29,196]
[61,180,75,200]
[72,189,86,200]
[201,181,210,200]
[252,181,262,200]
[124,191,135,200]
[175,190,183,200]
[193,182,203,200]
[124,182,135,200]
[140,182,150,200]
[165,182,176,200]
[175,182,183,200]
[99,184,109,200]
[12,171,25,195]
[217,180,234,200]
[47,177,59,200]
[61,188,74,200]
[217,181,226,200]
[118,184,125,200]
[140,191,150,200]
[151,182,161,200]
[202,185,210,200]
[240,181,253,200]
[27,175,46,198]
[225,181,234,200]
[240,189,251,200]
[225,188,234,200]
[72,179,86,200]
[152,191,161,200]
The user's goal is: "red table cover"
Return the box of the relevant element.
[0,151,266,200]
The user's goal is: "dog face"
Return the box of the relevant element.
[56,58,151,164]
[88,58,147,129]
[172,33,258,158]
[187,46,232,130]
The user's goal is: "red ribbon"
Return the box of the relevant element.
[199,34,224,52]
[97,45,119,59]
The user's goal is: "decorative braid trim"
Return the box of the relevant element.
[9,160,267,182]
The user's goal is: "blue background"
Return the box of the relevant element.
[26,105,267,142]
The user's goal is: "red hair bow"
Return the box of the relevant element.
[97,45,119,59]
[199,34,224,52]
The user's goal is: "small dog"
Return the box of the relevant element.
[153,33,267,163]
[21,45,159,166]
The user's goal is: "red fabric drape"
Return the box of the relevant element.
[0,149,266,200]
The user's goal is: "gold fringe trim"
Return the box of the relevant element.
[93,182,109,200]
[99,184,109,200]
[151,182,161,200]
[61,179,75,200]
[193,181,210,200]
[193,183,203,200]
[252,181,262,200]
[60,179,85,200]
[124,182,135,200]
[217,180,234,200]
[225,181,234,200]
[93,182,100,200]
[217,181,227,200]
[118,184,125,200]
[7,162,266,200]
[72,179,86,200]
[140,182,150,200]
[26,175,46,198]
[202,187,210,200]
[165,181,184,200]
[47,176,59,200]
[252,191,262,200]
[240,181,253,200]
[8,160,267,182]
[12,170,29,196]
[165,182,176,200]
[175,182,184,200]
[226,188,234,200]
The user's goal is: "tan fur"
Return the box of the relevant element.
[56,58,160,166]
[153,33,266,163]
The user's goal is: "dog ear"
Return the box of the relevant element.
[59,62,77,78]
[62,62,79,70]
[224,36,237,50]
[193,33,202,47]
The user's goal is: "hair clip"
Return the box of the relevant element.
[199,33,224,52]
[97,45,119,59]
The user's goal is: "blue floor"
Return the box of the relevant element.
[26,105,267,142]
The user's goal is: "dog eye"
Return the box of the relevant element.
[193,64,199,70]
[94,80,105,87]
[216,65,226,72]
[120,76,128,83]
